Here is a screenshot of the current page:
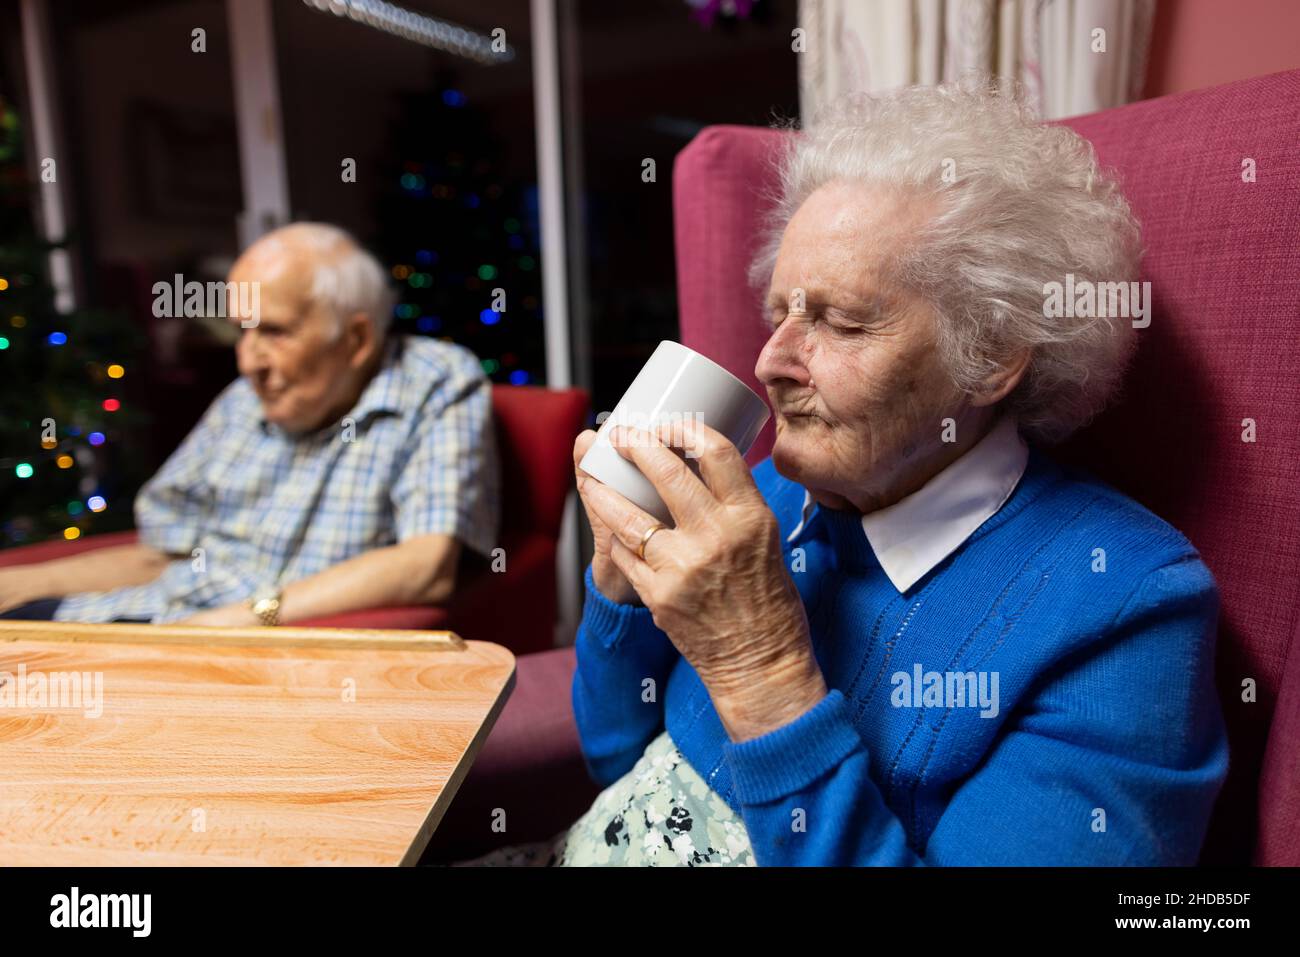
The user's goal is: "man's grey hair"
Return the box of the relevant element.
[749,77,1144,445]
[259,222,396,340]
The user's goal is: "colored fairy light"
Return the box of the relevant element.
[102,398,121,412]
[503,218,520,233]
[47,331,67,345]
[9,315,25,327]
[477,264,498,280]
[15,462,33,478]
[57,455,73,469]
[88,496,107,512]
[415,249,435,265]
[67,501,84,516]
[479,308,500,326]
[88,432,105,446]
[509,370,530,385]
[107,363,125,378]
[442,89,466,107]
[63,527,80,541]
[41,436,57,449]
[518,256,536,271]
[0,277,8,290]
[481,358,499,374]
[0,336,9,349]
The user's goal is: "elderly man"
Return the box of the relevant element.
[456,81,1228,867]
[0,222,499,625]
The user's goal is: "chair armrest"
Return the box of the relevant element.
[0,530,141,569]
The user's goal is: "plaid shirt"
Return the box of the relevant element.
[55,335,500,623]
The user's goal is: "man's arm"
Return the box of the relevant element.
[176,533,461,626]
[0,544,171,612]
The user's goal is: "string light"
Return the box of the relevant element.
[88,432,105,447]
[15,462,32,478]
[300,0,514,64]
[107,364,125,379]
[56,455,73,469]
[88,496,107,512]
[102,398,121,412]
[63,527,80,541]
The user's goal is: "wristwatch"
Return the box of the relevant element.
[248,585,283,626]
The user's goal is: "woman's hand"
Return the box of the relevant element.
[577,420,828,742]
[574,429,640,605]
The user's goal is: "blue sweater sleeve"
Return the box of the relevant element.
[722,557,1230,866]
[571,564,682,788]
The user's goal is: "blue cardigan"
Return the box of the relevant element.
[571,446,1229,866]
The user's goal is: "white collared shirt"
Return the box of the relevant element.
[784,415,1030,592]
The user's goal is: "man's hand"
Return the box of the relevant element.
[0,544,168,611]
[173,604,261,627]
[0,567,43,614]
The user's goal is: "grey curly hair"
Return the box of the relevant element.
[748,77,1144,445]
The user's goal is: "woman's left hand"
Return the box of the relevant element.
[580,421,828,742]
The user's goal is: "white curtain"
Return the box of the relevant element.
[798,0,1156,121]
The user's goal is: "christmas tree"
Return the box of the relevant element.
[374,77,545,386]
[0,91,147,549]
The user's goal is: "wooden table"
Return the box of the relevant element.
[0,621,515,866]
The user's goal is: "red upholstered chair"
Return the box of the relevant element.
[432,68,1300,864]
[0,384,590,657]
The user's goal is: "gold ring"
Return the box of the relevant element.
[637,522,666,561]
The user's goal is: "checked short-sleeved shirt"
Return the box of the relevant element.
[55,335,500,624]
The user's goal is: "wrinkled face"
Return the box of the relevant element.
[755,180,975,512]
[227,244,358,435]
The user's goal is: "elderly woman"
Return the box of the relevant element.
[460,80,1228,867]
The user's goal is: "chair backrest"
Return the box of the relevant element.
[672,70,1300,865]
[490,385,590,546]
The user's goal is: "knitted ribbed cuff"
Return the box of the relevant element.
[580,563,657,652]
[723,688,866,805]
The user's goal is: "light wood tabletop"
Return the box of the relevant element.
[0,620,515,866]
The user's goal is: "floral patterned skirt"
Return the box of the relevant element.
[449,729,755,866]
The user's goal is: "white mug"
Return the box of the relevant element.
[579,340,771,526]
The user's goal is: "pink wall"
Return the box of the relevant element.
[1145,0,1300,99]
